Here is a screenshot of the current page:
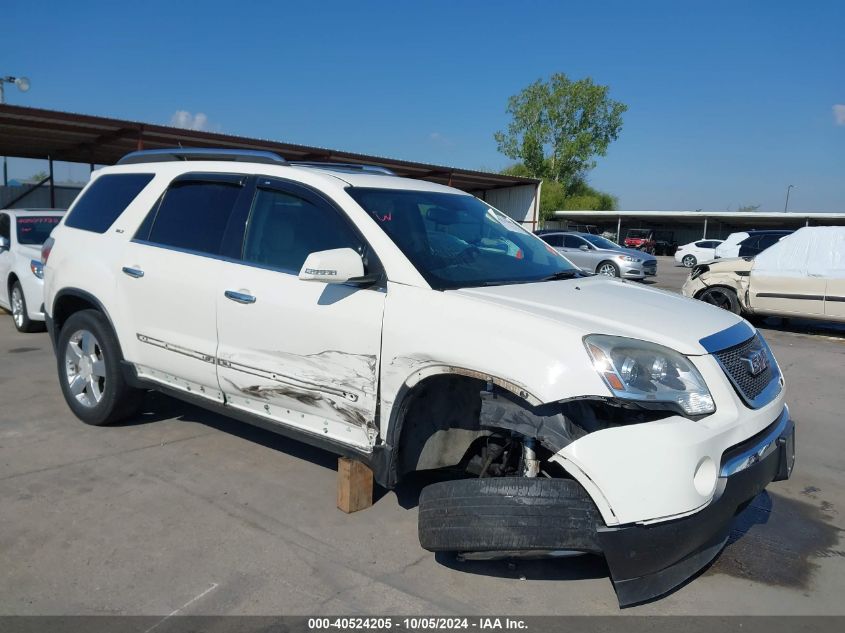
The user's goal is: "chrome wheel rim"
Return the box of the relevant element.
[64,329,106,408]
[598,263,617,277]
[682,255,696,267]
[11,287,24,328]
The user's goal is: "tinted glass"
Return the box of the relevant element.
[243,187,362,273]
[16,216,62,245]
[582,234,619,249]
[347,188,577,289]
[145,182,241,255]
[563,235,584,248]
[541,234,563,247]
[65,173,154,233]
[758,235,782,249]
[0,214,9,241]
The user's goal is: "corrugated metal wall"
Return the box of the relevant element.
[1,185,82,210]
[479,183,540,228]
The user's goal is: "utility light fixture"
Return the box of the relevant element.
[0,75,31,103]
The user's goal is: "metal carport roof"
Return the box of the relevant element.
[0,104,539,195]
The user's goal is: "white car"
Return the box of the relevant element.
[674,239,723,268]
[714,232,750,259]
[42,149,794,606]
[0,208,65,332]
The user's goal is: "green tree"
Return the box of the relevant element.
[494,73,627,186]
[501,165,618,220]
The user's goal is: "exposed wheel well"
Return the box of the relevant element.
[393,374,487,479]
[7,272,19,295]
[694,284,738,300]
[52,292,102,335]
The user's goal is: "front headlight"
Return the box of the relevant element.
[616,255,641,263]
[584,334,715,415]
[30,259,43,279]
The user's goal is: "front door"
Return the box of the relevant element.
[216,178,385,450]
[116,173,250,400]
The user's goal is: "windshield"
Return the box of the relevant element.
[627,229,651,238]
[16,216,61,245]
[347,188,578,289]
[582,234,620,250]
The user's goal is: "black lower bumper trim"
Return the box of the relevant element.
[598,415,794,607]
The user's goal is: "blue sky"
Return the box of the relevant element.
[3,0,843,210]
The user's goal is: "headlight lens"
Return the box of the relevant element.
[30,259,44,279]
[616,255,641,262]
[584,334,715,415]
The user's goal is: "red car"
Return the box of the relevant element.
[623,229,656,254]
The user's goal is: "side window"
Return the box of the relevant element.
[65,173,154,233]
[0,213,10,241]
[562,235,582,248]
[694,241,707,248]
[541,234,563,247]
[242,187,363,273]
[143,180,243,255]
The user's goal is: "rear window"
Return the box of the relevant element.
[16,216,62,245]
[65,173,154,233]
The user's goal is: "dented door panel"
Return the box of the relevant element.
[216,262,384,450]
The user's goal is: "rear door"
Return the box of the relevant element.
[116,172,251,400]
[215,177,386,449]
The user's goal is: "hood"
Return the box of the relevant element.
[594,246,656,262]
[452,276,745,355]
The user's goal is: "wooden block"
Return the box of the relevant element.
[337,457,374,513]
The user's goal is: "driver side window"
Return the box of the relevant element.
[242,187,363,274]
[563,235,583,248]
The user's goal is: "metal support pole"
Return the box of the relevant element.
[806,218,809,227]
[3,156,7,186]
[48,156,55,208]
[89,163,95,173]
[703,217,708,239]
[616,215,622,243]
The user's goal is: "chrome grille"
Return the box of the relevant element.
[713,334,780,407]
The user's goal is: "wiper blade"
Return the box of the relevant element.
[541,270,582,281]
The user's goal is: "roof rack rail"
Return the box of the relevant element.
[288,161,396,176]
[117,148,286,166]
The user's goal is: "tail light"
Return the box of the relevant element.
[41,236,55,265]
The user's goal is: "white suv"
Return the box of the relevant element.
[43,149,795,606]
[0,208,65,332]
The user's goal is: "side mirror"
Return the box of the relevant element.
[299,248,365,284]
[0,236,9,251]
[579,244,590,251]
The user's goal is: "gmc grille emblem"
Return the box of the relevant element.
[741,349,769,376]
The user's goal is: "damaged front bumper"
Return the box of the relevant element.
[599,409,794,606]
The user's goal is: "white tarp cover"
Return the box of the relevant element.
[754,226,845,278]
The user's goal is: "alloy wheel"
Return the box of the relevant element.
[598,263,617,277]
[682,255,696,268]
[64,329,107,408]
[11,287,24,328]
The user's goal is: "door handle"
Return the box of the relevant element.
[122,266,144,278]
[224,290,256,304]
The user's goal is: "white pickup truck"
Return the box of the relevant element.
[42,149,794,606]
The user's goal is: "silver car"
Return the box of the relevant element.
[538,231,657,279]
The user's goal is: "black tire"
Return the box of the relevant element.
[418,477,600,553]
[596,260,620,277]
[697,286,741,314]
[681,254,697,268]
[56,309,142,426]
[10,281,43,333]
